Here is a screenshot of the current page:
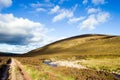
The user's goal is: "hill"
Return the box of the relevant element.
[0,52,19,56]
[15,34,120,80]
[23,34,120,57]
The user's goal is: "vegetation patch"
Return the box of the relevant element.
[79,57,120,74]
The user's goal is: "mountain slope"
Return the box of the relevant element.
[23,34,120,56]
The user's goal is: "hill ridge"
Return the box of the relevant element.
[22,34,120,57]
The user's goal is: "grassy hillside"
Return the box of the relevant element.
[15,34,120,80]
[24,34,120,57]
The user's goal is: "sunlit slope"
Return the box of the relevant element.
[24,34,120,56]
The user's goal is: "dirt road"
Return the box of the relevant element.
[9,58,32,80]
[0,59,11,80]
[0,58,32,80]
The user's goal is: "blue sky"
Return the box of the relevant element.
[0,0,120,53]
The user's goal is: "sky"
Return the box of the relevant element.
[0,0,120,53]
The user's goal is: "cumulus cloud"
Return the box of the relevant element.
[53,9,73,22]
[87,8,100,14]
[50,5,60,14]
[36,8,46,12]
[0,0,12,10]
[51,5,74,22]
[92,0,105,5]
[79,11,110,30]
[30,2,54,8]
[79,15,98,30]
[0,44,33,53]
[0,13,46,45]
[0,37,55,53]
[0,35,60,53]
[97,12,110,23]
[30,2,42,7]
[68,17,85,24]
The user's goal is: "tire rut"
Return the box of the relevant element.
[9,58,32,80]
[0,58,11,80]
[0,58,32,80]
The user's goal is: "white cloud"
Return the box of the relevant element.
[97,12,110,23]
[30,2,42,7]
[0,0,12,10]
[87,8,100,14]
[50,5,60,14]
[0,35,56,53]
[59,0,69,4]
[52,9,73,22]
[36,8,46,12]
[0,13,56,53]
[79,15,98,30]
[92,0,105,5]
[0,13,46,45]
[0,34,56,53]
[50,4,79,22]
[83,0,88,4]
[79,11,110,30]
[68,17,85,24]
[0,44,33,53]
[30,2,54,8]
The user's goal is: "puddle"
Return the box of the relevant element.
[44,61,57,67]
[113,73,120,79]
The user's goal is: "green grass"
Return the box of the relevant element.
[16,56,120,80]
[0,57,10,66]
[10,34,120,80]
[24,64,75,80]
[23,63,119,80]
[79,57,120,73]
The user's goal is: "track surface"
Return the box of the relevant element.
[10,58,32,80]
[0,58,32,80]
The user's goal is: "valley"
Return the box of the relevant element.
[0,34,120,80]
